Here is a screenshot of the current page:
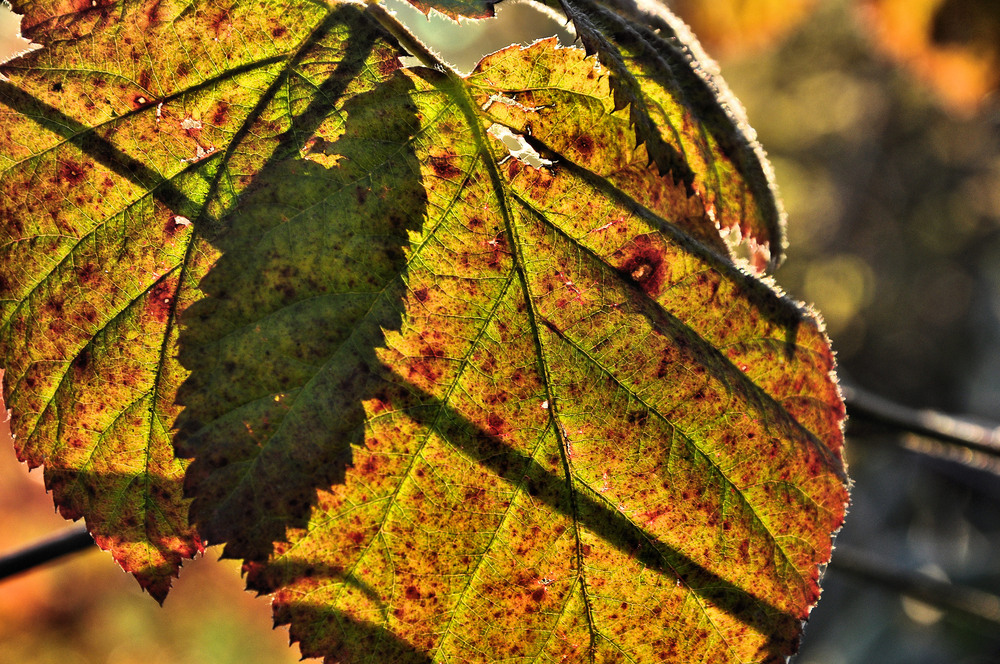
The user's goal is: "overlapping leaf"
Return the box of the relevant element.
[184,33,843,664]
[410,0,786,270]
[1,0,848,660]
[0,0,394,598]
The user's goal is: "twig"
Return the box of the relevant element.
[829,544,1000,626]
[365,1,458,75]
[0,524,96,581]
[843,383,1000,459]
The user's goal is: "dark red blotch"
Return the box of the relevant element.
[617,234,667,297]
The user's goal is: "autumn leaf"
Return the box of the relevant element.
[1,0,848,660]
[666,0,819,56]
[0,0,386,599]
[859,0,1000,114]
[404,0,788,271]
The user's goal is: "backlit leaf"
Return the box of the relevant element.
[0,0,391,599]
[407,0,787,271]
[198,37,843,664]
[1,0,848,660]
[551,0,788,272]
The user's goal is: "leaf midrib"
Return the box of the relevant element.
[451,71,603,662]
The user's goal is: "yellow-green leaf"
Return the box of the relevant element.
[544,0,787,271]
[205,39,844,663]
[0,0,396,599]
[0,0,848,660]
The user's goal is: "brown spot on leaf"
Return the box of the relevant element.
[147,278,175,324]
[626,410,649,426]
[575,134,595,159]
[617,234,667,297]
[377,55,401,78]
[486,413,505,435]
[429,153,461,179]
[71,347,91,374]
[212,101,229,126]
[57,159,88,186]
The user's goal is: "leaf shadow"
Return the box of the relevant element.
[246,370,801,662]
[7,6,804,660]
[171,22,801,659]
[173,11,426,561]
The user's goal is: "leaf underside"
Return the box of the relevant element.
[0,0,847,660]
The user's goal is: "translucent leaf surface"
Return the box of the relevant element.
[0,0,394,598]
[206,36,842,664]
[1,0,848,660]
[412,0,787,269]
[545,0,788,271]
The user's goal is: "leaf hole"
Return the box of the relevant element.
[0,4,41,73]
[486,123,553,169]
[382,0,576,74]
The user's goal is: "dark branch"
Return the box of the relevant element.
[830,544,1000,627]
[843,383,1000,459]
[0,524,96,581]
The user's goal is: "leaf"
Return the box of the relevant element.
[402,0,787,272]
[537,0,788,272]
[0,0,848,661]
[0,0,393,598]
[174,44,425,561]
[190,36,842,664]
[0,0,225,598]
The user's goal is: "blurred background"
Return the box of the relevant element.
[2,0,1000,661]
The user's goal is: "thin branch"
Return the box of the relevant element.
[0,524,96,581]
[843,383,1000,460]
[365,1,459,75]
[829,544,1000,627]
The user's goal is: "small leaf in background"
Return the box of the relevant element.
[859,0,1000,113]
[667,0,819,56]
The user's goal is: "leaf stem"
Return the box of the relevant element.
[829,544,1000,627]
[0,524,95,581]
[365,1,459,75]
[843,383,1000,459]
